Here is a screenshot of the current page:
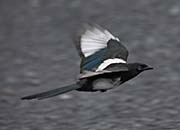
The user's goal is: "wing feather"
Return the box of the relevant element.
[80,25,119,57]
[74,24,128,72]
[79,63,128,79]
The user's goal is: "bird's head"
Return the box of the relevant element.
[130,63,153,73]
[127,63,153,77]
[137,63,153,72]
[120,63,153,83]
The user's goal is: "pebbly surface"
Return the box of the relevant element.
[0,0,180,130]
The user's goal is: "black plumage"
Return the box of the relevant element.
[22,25,153,100]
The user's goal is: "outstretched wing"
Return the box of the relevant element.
[75,25,129,72]
[79,63,129,79]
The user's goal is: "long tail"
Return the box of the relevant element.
[21,84,80,100]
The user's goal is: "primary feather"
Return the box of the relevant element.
[80,25,119,57]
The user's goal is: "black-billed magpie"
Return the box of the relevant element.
[22,25,153,100]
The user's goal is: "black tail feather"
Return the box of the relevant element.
[21,84,80,100]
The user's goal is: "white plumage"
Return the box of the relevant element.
[80,26,119,57]
[96,58,126,72]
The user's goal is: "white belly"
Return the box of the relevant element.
[92,78,114,90]
[92,77,122,90]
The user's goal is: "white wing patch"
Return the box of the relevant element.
[81,26,119,57]
[96,58,126,72]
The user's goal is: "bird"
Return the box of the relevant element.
[21,25,153,100]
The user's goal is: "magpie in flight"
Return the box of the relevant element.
[22,25,153,100]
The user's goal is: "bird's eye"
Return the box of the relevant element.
[137,65,143,71]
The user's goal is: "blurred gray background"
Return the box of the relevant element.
[0,0,180,130]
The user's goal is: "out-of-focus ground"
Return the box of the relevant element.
[0,0,180,130]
